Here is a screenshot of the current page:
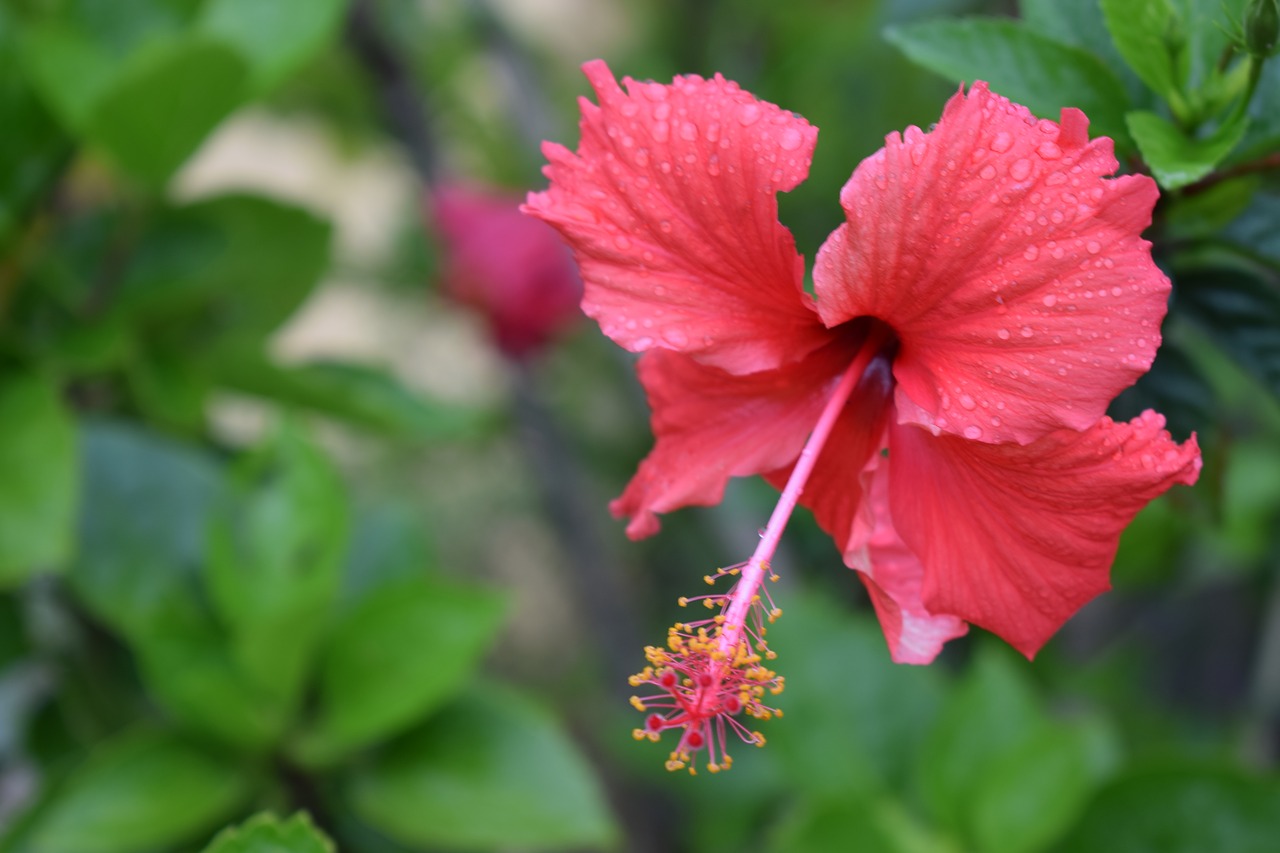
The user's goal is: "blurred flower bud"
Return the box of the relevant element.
[430,184,583,360]
[1245,0,1279,56]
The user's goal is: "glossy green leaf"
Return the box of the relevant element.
[917,646,1045,839]
[215,356,498,442]
[205,425,347,708]
[86,38,247,185]
[25,728,250,853]
[0,10,70,246]
[1127,109,1249,189]
[293,576,505,765]
[115,194,331,349]
[349,684,618,851]
[885,18,1132,147]
[199,0,346,95]
[971,720,1113,853]
[69,422,218,638]
[1060,765,1280,852]
[1100,0,1184,103]
[1176,268,1280,397]
[1020,0,1149,104]
[201,812,334,853]
[766,796,943,853]
[0,375,77,585]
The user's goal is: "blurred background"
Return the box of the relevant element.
[1,0,1278,850]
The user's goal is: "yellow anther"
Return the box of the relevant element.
[754,733,767,747]
[630,696,646,711]
[677,597,688,607]
[704,575,716,585]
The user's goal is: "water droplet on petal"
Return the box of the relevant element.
[1010,158,1032,181]
[1020,325,1034,338]
[779,127,803,150]
[991,131,1013,153]
[665,329,689,346]
[680,122,698,141]
[963,425,983,439]
[1087,240,1101,254]
[997,328,1011,340]
[1023,245,1039,261]
[980,164,997,180]
[959,395,976,410]
[653,122,669,142]
[1037,142,1062,160]
[737,103,761,126]
[1042,293,1057,307]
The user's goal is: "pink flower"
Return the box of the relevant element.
[525,61,1200,665]
[432,184,582,359]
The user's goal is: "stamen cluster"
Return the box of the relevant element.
[628,563,784,774]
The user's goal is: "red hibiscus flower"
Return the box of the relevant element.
[524,61,1200,667]
[432,183,582,360]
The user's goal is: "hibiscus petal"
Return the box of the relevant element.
[888,411,1202,658]
[612,338,854,539]
[845,455,969,665]
[524,59,830,375]
[813,81,1168,445]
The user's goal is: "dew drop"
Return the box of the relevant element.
[910,144,926,166]
[963,425,983,439]
[664,329,689,346]
[959,394,976,410]
[680,122,698,141]
[1010,158,1032,181]
[779,127,803,151]
[737,103,761,126]
[979,164,997,180]
[615,235,631,250]
[1042,293,1057,307]
[1023,245,1039,261]
[652,122,669,142]
[1086,240,1101,254]
[1037,142,1062,160]
[654,102,671,121]
[991,131,1013,153]
[1020,325,1034,338]
[997,328,1011,340]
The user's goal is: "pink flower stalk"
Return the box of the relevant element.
[431,184,583,359]
[525,61,1202,770]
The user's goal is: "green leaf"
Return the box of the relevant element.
[885,18,1132,148]
[1100,0,1184,105]
[198,0,346,95]
[917,646,1046,839]
[25,728,251,853]
[765,593,945,798]
[0,11,71,246]
[1060,765,1280,852]
[215,356,500,441]
[970,720,1113,853]
[69,423,288,747]
[201,812,334,853]
[0,375,77,586]
[114,194,331,351]
[69,422,218,638]
[205,425,347,708]
[348,683,618,851]
[1176,268,1280,398]
[767,797,949,853]
[1020,0,1150,104]
[293,576,506,765]
[1127,109,1249,189]
[134,601,294,750]
[85,37,247,185]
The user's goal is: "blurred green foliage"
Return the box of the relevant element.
[0,0,1277,851]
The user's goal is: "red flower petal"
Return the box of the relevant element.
[846,456,969,664]
[887,411,1202,658]
[524,60,830,375]
[611,338,856,539]
[814,82,1168,445]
